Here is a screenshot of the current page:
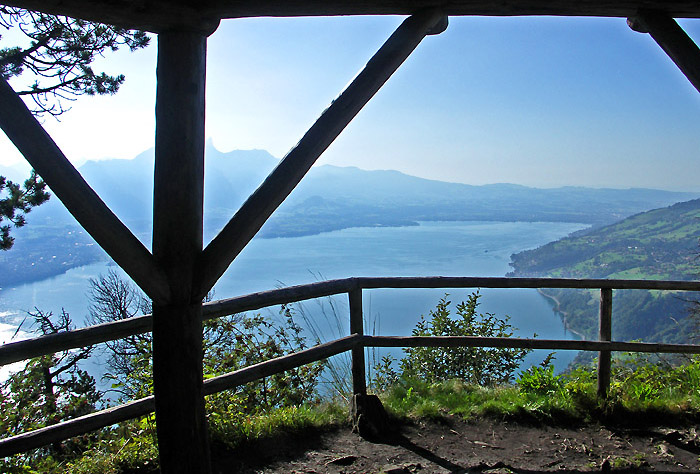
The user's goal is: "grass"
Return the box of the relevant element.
[378,356,700,427]
[10,355,700,474]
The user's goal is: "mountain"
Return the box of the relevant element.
[29,143,700,234]
[509,199,700,344]
[2,144,699,287]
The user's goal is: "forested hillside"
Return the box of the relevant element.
[509,199,700,343]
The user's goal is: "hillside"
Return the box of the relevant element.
[509,199,700,343]
[1,145,699,288]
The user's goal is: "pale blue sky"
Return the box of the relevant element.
[1,15,699,190]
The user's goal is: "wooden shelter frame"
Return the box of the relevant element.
[0,2,699,473]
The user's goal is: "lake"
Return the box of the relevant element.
[0,220,587,382]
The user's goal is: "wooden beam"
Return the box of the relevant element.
[0,78,170,303]
[349,287,367,396]
[0,397,155,458]
[363,335,700,354]
[628,9,700,93]
[4,275,700,367]
[203,334,362,395]
[4,1,700,33]
[195,9,447,299]
[0,335,363,458]
[597,288,613,398]
[151,30,210,474]
[3,327,699,458]
[355,276,700,291]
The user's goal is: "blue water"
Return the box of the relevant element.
[0,221,587,381]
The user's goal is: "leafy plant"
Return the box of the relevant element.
[517,353,563,395]
[0,309,101,472]
[398,292,530,385]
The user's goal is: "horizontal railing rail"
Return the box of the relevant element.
[1,275,699,458]
[3,276,699,367]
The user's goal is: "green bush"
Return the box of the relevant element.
[517,354,563,395]
[398,292,530,385]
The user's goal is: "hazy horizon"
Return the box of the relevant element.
[1,16,699,190]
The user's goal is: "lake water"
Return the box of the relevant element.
[0,220,587,382]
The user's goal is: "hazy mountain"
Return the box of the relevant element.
[29,143,699,232]
[3,144,699,287]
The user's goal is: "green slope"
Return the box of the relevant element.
[509,199,700,342]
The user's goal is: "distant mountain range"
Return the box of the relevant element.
[1,144,699,287]
[509,199,700,345]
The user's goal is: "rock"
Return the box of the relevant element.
[351,393,393,440]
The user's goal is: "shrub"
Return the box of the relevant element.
[398,292,530,385]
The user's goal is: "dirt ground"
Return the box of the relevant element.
[214,415,700,473]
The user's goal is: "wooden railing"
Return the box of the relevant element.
[1,276,700,457]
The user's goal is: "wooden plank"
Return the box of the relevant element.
[0,335,362,458]
[202,278,355,320]
[629,10,700,93]
[356,276,700,291]
[363,335,700,354]
[5,1,700,33]
[3,329,700,458]
[195,9,447,299]
[597,288,613,398]
[349,288,367,396]
[0,396,155,458]
[3,275,700,367]
[151,30,210,474]
[0,315,152,366]
[0,78,170,304]
[203,334,362,395]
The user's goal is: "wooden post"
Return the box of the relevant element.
[349,288,366,396]
[628,10,700,94]
[152,30,210,474]
[597,288,613,399]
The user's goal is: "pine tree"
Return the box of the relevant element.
[0,6,150,249]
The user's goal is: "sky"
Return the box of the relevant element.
[1,15,699,190]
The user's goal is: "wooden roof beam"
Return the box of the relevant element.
[3,1,700,33]
[628,9,700,94]
[0,78,171,303]
[194,8,447,299]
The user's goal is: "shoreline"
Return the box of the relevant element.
[536,288,587,340]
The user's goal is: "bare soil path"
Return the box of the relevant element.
[213,416,700,473]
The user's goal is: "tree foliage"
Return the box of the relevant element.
[0,6,149,117]
[0,7,150,250]
[88,270,325,409]
[0,170,49,249]
[0,309,100,472]
[387,292,530,386]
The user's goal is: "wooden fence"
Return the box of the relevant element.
[1,276,700,457]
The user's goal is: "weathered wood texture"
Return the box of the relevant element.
[0,335,362,458]
[349,288,367,396]
[3,276,699,367]
[194,9,446,298]
[4,0,700,32]
[363,335,700,354]
[0,397,155,458]
[204,334,362,395]
[0,78,170,303]
[151,30,210,474]
[597,288,613,398]
[355,276,700,291]
[630,10,700,93]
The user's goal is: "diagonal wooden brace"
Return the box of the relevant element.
[628,9,700,93]
[195,8,447,298]
[0,78,170,303]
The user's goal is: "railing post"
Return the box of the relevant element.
[349,287,366,396]
[597,288,613,398]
